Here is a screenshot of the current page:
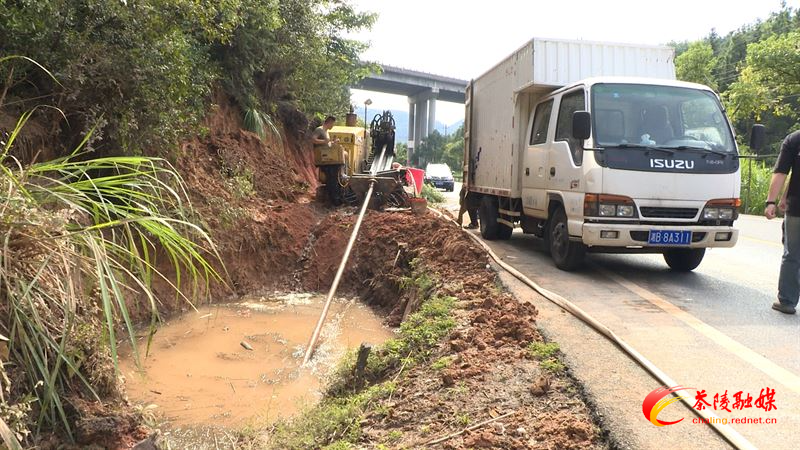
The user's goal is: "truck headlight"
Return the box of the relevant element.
[616,205,635,217]
[584,193,638,218]
[599,204,617,216]
[703,198,740,221]
[703,208,720,219]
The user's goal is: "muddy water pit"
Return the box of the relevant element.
[120,293,393,429]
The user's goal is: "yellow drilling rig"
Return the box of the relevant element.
[314,108,419,207]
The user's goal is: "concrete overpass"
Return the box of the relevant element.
[354,65,467,152]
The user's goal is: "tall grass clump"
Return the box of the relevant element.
[243,107,280,141]
[740,157,775,214]
[0,110,221,444]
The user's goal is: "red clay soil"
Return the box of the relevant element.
[143,101,327,315]
[70,97,604,448]
[165,103,606,447]
[298,210,605,449]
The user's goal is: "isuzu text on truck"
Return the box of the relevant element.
[463,38,764,271]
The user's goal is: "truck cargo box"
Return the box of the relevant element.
[466,38,675,197]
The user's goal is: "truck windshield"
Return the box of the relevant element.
[591,83,736,153]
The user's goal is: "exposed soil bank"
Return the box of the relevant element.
[284,209,607,449]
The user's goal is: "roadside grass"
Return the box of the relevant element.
[261,259,456,449]
[528,341,566,373]
[0,96,221,444]
[421,183,445,203]
[527,341,559,359]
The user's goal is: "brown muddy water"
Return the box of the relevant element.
[120,293,393,431]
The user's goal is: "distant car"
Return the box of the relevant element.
[424,163,455,192]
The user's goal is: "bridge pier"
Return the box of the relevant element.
[351,64,466,165]
[408,88,438,162]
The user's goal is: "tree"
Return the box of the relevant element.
[675,42,718,90]
[441,125,465,175]
[394,142,408,165]
[723,31,800,133]
[0,0,376,155]
[414,130,446,167]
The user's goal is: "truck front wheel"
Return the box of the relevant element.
[548,208,585,271]
[663,248,705,271]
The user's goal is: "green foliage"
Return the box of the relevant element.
[431,356,453,371]
[421,183,445,204]
[527,340,565,373]
[527,341,560,360]
[0,0,218,153]
[385,430,403,443]
[0,0,376,155]
[224,167,256,199]
[414,126,465,178]
[394,142,408,164]
[267,260,456,449]
[740,157,776,214]
[268,381,396,449]
[675,42,718,90]
[242,108,279,141]
[724,31,800,126]
[323,441,355,450]
[670,5,800,154]
[0,110,221,440]
[540,359,566,373]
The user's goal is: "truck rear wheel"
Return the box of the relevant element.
[479,195,499,240]
[548,208,585,271]
[497,221,513,240]
[663,248,705,271]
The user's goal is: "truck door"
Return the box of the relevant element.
[522,99,554,217]
[548,88,586,217]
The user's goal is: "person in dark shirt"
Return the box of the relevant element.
[764,130,800,314]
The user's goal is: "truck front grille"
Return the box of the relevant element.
[639,207,698,219]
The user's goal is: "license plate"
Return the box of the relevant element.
[648,230,691,246]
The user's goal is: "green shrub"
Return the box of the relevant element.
[0,1,375,155]
[740,157,775,214]
[421,183,445,203]
[0,110,220,442]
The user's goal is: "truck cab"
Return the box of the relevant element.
[518,77,740,270]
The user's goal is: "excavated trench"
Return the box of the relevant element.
[119,294,393,429]
[119,209,407,438]
[118,207,607,449]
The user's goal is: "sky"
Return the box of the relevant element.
[347,0,799,125]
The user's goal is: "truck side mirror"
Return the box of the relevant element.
[572,111,591,140]
[750,124,766,154]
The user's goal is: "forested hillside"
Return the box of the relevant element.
[672,4,800,152]
[0,0,375,158]
[0,1,376,446]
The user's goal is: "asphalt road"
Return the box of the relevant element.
[440,185,798,449]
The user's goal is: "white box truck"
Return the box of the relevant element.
[464,37,762,271]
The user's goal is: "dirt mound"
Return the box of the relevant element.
[295,210,604,449]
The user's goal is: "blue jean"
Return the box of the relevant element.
[778,214,800,308]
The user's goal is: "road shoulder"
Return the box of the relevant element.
[495,267,732,450]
